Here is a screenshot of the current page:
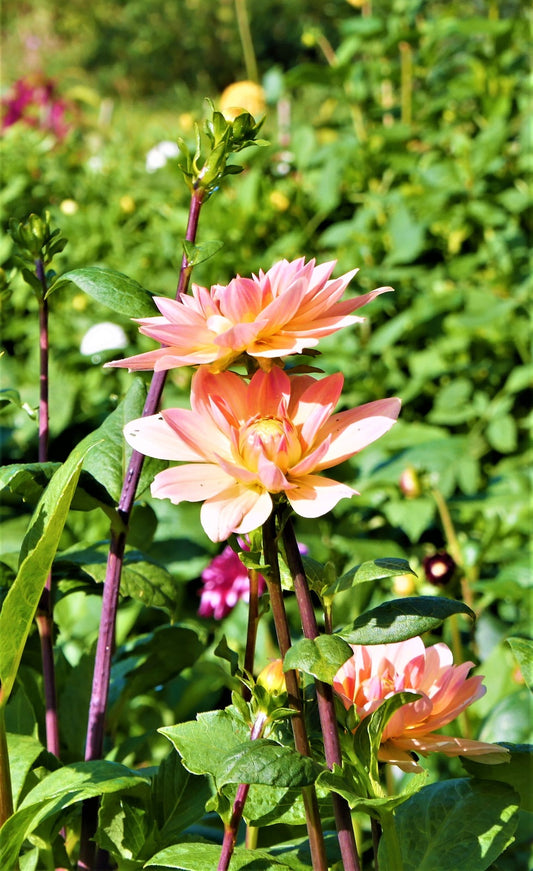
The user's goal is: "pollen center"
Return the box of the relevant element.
[239,416,301,471]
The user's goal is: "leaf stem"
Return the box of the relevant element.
[282,518,361,871]
[78,188,205,870]
[379,810,404,871]
[243,569,260,700]
[262,514,328,871]
[234,0,259,83]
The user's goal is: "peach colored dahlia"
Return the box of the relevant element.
[107,257,392,373]
[333,637,509,772]
[123,366,400,541]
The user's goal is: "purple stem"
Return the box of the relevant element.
[35,260,61,759]
[217,714,266,871]
[282,519,361,871]
[262,515,328,871]
[78,189,204,870]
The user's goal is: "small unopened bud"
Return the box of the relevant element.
[257,659,286,697]
[393,573,417,597]
[423,551,456,587]
[399,466,421,498]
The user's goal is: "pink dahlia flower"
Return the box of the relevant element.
[198,544,265,619]
[333,637,509,772]
[107,257,392,373]
[123,366,400,541]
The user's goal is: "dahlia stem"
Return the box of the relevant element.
[217,713,266,871]
[379,810,403,871]
[234,0,259,83]
[282,518,361,871]
[243,569,260,699]
[262,515,328,871]
[78,188,205,871]
[34,260,61,759]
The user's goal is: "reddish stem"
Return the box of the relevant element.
[78,189,204,870]
[282,519,361,871]
[262,515,328,871]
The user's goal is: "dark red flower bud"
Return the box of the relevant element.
[423,551,456,586]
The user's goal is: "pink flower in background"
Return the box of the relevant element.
[198,544,266,619]
[2,74,71,139]
[333,637,509,772]
[107,257,392,373]
[124,366,400,541]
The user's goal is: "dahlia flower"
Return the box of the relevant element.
[333,637,509,772]
[123,365,400,541]
[107,257,392,373]
[198,543,266,619]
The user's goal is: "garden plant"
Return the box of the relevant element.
[0,1,531,870]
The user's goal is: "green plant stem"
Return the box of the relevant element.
[262,514,328,871]
[234,0,259,83]
[35,263,61,760]
[399,41,413,125]
[78,188,205,871]
[282,518,361,871]
[379,810,403,871]
[0,707,13,827]
[243,569,260,700]
[431,487,475,612]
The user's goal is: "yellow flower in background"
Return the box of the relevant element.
[219,80,266,121]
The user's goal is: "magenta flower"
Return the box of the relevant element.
[198,544,265,619]
[333,638,509,772]
[107,257,392,373]
[2,75,71,139]
[124,366,400,541]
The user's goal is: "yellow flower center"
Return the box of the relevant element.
[239,416,301,472]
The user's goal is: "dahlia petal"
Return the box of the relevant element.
[315,397,401,469]
[200,485,272,542]
[292,373,344,441]
[287,475,357,518]
[218,277,263,322]
[124,413,204,461]
[390,734,510,763]
[161,408,231,461]
[151,464,234,503]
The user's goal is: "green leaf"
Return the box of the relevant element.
[339,597,475,645]
[0,439,94,708]
[506,637,533,690]
[152,752,212,846]
[461,744,533,813]
[82,378,167,502]
[324,558,416,599]
[6,733,44,808]
[0,462,116,512]
[0,761,150,870]
[183,239,224,266]
[218,740,321,789]
[378,779,520,871]
[283,635,353,683]
[97,791,149,862]
[0,388,36,418]
[353,693,422,791]
[145,842,301,869]
[160,709,249,779]
[51,266,156,316]
[318,763,426,816]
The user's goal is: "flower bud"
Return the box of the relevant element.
[399,466,421,498]
[256,659,286,697]
[423,551,456,586]
[393,573,417,597]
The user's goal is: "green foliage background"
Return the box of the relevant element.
[0,0,531,867]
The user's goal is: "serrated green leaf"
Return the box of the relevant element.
[51,266,155,316]
[160,709,249,779]
[219,740,321,789]
[0,439,94,708]
[283,635,353,682]
[339,597,475,645]
[378,779,520,871]
[145,842,302,869]
[0,761,150,870]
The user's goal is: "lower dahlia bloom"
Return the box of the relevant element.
[106,257,392,373]
[333,637,509,772]
[198,543,266,619]
[124,366,400,541]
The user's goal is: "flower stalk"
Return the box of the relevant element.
[282,517,361,871]
[262,514,328,871]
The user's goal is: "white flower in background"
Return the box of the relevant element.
[145,140,180,173]
[80,322,128,356]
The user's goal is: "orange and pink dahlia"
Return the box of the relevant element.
[124,366,400,541]
[107,257,392,373]
[333,637,509,772]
